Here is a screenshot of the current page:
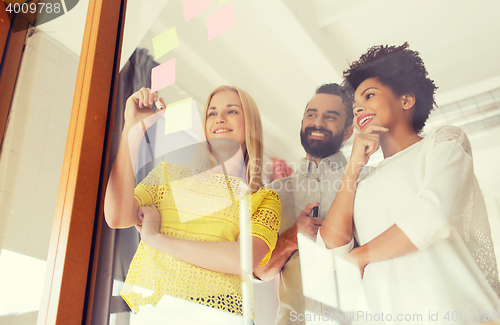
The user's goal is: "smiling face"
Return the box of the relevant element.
[205,90,246,153]
[352,77,409,132]
[300,93,349,158]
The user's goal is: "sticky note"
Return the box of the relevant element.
[164,98,193,135]
[151,58,176,93]
[206,4,234,41]
[183,0,210,22]
[152,27,179,60]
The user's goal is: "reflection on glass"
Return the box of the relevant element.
[102,1,500,324]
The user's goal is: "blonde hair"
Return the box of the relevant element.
[201,85,264,193]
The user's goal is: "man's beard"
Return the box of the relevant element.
[300,126,344,159]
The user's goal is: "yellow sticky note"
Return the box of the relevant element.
[152,27,179,60]
[219,0,230,3]
[164,98,193,135]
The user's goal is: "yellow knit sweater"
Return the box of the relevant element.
[121,161,281,316]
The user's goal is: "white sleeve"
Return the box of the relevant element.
[316,228,354,257]
[396,126,474,250]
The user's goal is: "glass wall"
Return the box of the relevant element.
[95,1,500,324]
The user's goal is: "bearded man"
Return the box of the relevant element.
[254,83,354,325]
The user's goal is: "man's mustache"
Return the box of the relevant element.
[304,127,333,138]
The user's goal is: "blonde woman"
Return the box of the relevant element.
[104,85,281,322]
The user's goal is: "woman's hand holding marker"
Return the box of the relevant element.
[124,87,167,129]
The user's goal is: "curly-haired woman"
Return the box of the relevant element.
[318,43,500,324]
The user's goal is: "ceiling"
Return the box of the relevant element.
[40,0,500,165]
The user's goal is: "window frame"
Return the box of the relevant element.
[30,0,128,323]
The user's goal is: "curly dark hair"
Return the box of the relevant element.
[315,83,354,128]
[340,42,438,134]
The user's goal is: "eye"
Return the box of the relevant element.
[307,113,317,118]
[228,109,238,114]
[207,111,217,117]
[327,115,337,120]
[365,93,374,100]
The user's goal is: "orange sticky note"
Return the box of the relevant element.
[183,0,210,22]
[151,58,176,93]
[206,4,234,41]
[152,27,179,60]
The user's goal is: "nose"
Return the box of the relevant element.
[353,106,365,116]
[215,114,226,124]
[313,116,327,128]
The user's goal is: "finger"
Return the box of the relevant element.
[142,204,156,210]
[140,88,152,107]
[355,135,379,156]
[134,90,145,108]
[147,89,156,106]
[364,139,380,157]
[159,98,166,109]
[307,202,320,209]
[314,218,323,226]
[145,204,158,213]
[364,144,377,157]
[362,125,389,134]
[365,145,379,157]
[136,88,148,107]
[309,224,320,232]
[300,202,320,216]
[361,125,387,134]
[150,92,159,106]
[138,206,152,218]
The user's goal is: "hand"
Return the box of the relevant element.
[292,202,323,242]
[349,125,388,168]
[124,87,166,128]
[345,246,368,278]
[135,205,162,248]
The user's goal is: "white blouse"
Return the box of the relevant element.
[317,126,500,324]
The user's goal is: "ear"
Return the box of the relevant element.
[343,125,354,142]
[402,94,416,110]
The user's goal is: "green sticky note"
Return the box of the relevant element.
[219,0,230,4]
[165,98,193,135]
[152,27,179,60]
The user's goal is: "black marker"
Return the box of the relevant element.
[311,206,319,218]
